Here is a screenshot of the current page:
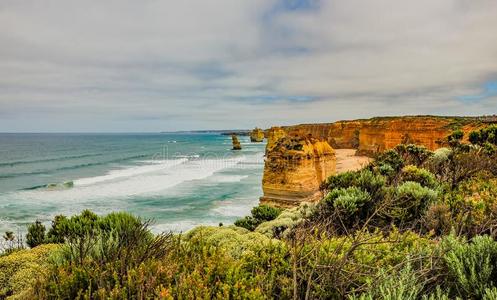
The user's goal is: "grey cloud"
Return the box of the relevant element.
[0,0,496,132]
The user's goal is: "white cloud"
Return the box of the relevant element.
[0,0,496,131]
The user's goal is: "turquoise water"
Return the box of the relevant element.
[0,133,265,233]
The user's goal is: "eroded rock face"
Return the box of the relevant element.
[250,127,265,142]
[260,133,336,208]
[232,134,242,150]
[284,116,482,156]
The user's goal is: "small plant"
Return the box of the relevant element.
[46,215,67,243]
[375,149,404,172]
[328,187,372,215]
[323,170,358,191]
[400,165,438,189]
[386,182,438,223]
[251,205,282,222]
[448,129,464,142]
[468,125,497,146]
[423,203,452,235]
[235,205,282,231]
[26,221,46,248]
[443,235,497,299]
[395,144,433,166]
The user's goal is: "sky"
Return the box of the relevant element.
[1,0,497,132]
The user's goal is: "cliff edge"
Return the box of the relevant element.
[284,116,483,156]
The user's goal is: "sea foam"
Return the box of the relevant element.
[9,156,247,202]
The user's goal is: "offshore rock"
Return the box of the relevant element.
[260,133,336,208]
[250,127,265,142]
[232,134,242,150]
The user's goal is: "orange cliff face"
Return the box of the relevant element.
[285,116,482,156]
[260,130,336,208]
[260,116,485,208]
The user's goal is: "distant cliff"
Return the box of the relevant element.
[284,116,484,156]
[260,116,487,208]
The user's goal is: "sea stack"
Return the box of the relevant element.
[260,131,336,208]
[232,134,242,150]
[250,127,265,142]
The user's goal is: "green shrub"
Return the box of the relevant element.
[469,125,497,146]
[323,170,358,191]
[400,165,438,189]
[395,144,433,166]
[234,205,281,231]
[423,203,452,236]
[375,149,404,172]
[483,141,497,155]
[387,182,438,222]
[55,210,100,265]
[234,216,259,231]
[185,226,280,258]
[425,147,452,174]
[327,187,372,215]
[420,286,452,300]
[302,229,437,299]
[251,205,281,222]
[483,287,497,300]
[26,220,46,248]
[46,215,67,243]
[349,264,423,300]
[255,203,314,238]
[448,130,464,142]
[324,169,386,200]
[443,235,497,299]
[469,130,481,145]
[32,212,175,299]
[356,169,386,199]
[378,163,396,178]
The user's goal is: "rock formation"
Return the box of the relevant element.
[265,127,287,153]
[232,134,242,150]
[284,116,483,156]
[260,133,336,208]
[250,127,265,142]
[259,116,487,208]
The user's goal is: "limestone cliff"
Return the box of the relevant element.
[260,116,485,208]
[250,128,265,142]
[265,127,287,153]
[285,116,483,156]
[260,133,336,208]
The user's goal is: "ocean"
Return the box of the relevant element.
[0,133,265,234]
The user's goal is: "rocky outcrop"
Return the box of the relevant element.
[284,116,482,156]
[259,116,485,208]
[250,128,265,142]
[232,134,242,150]
[266,127,288,153]
[260,133,336,208]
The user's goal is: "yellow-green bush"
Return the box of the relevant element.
[445,177,497,237]
[255,203,314,238]
[400,165,439,189]
[294,229,437,298]
[0,244,58,299]
[185,225,280,258]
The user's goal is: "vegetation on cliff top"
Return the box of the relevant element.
[2,126,497,299]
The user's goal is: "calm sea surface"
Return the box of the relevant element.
[0,133,265,233]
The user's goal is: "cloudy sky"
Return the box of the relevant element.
[1,0,497,132]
